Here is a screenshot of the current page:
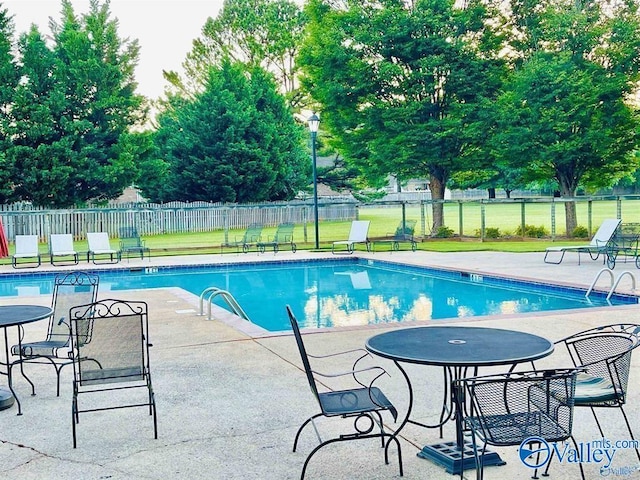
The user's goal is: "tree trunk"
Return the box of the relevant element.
[488,187,496,199]
[429,174,445,234]
[564,201,577,236]
[558,178,578,235]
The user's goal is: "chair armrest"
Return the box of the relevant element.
[309,348,374,376]
[307,347,369,360]
[313,364,390,390]
[312,365,387,379]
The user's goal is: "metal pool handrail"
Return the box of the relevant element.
[586,267,637,301]
[199,287,252,322]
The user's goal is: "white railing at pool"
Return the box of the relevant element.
[586,268,637,301]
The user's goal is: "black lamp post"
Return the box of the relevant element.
[308,112,320,249]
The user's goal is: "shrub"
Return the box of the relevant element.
[484,227,501,239]
[514,224,549,238]
[572,225,589,238]
[434,226,454,238]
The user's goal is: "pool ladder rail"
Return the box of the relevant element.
[199,287,251,322]
[586,268,637,301]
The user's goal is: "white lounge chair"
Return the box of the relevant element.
[12,235,41,268]
[87,232,119,264]
[544,218,621,265]
[49,234,79,266]
[332,220,371,254]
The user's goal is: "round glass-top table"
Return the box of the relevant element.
[366,325,554,475]
[0,305,53,414]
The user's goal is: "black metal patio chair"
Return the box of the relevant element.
[286,305,402,479]
[456,368,584,480]
[69,298,157,448]
[11,271,99,396]
[548,323,640,467]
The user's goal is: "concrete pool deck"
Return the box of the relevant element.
[0,249,639,479]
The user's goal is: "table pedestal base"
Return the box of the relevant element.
[0,388,15,411]
[417,440,505,475]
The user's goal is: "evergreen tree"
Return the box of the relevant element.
[0,4,19,202]
[6,0,147,207]
[152,60,308,203]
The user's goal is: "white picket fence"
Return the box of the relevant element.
[0,200,358,241]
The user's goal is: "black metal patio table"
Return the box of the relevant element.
[365,325,554,475]
[0,305,53,415]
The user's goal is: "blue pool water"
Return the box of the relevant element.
[0,258,636,331]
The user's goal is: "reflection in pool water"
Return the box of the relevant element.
[0,258,635,332]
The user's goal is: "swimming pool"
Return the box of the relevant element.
[0,258,636,332]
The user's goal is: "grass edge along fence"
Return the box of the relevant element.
[1,196,640,244]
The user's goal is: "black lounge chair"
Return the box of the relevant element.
[286,305,402,479]
[69,298,158,448]
[11,271,99,396]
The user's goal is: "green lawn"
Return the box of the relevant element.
[3,201,615,265]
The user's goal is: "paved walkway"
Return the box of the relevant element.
[0,249,639,479]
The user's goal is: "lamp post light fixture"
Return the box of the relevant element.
[308,112,320,249]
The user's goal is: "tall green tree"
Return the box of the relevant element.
[9,25,72,205]
[6,0,146,207]
[164,0,306,107]
[152,60,308,203]
[0,4,19,202]
[494,0,640,234]
[298,0,506,232]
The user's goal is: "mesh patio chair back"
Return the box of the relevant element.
[258,223,296,253]
[69,299,157,447]
[119,226,140,239]
[456,368,582,480]
[12,271,99,396]
[393,219,416,241]
[286,305,402,479]
[242,223,263,244]
[567,330,637,399]
[555,323,640,462]
[222,223,263,253]
[118,227,149,260]
[273,223,295,243]
[119,236,145,250]
[48,272,100,344]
